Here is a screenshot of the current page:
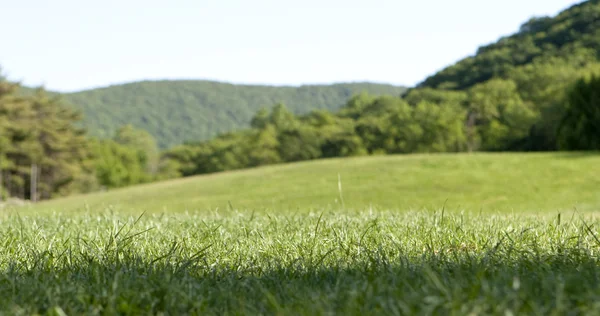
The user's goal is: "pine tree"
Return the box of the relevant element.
[0,82,93,200]
[0,79,37,200]
[28,88,93,199]
[0,79,19,200]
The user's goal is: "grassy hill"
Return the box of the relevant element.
[51,81,406,149]
[22,152,600,215]
[417,0,600,90]
[6,153,600,314]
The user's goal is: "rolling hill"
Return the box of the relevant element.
[51,81,406,149]
[24,152,600,215]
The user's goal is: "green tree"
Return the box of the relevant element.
[402,87,468,107]
[302,110,367,158]
[250,107,270,129]
[319,119,367,158]
[0,83,45,200]
[0,78,20,199]
[28,89,93,198]
[277,125,323,162]
[154,157,182,181]
[508,58,600,150]
[352,96,421,154]
[269,103,298,131]
[161,144,203,177]
[203,132,252,172]
[92,139,147,188]
[0,85,92,200]
[557,74,600,150]
[418,0,600,91]
[247,125,281,167]
[113,124,160,175]
[467,79,537,151]
[338,92,377,119]
[412,101,468,153]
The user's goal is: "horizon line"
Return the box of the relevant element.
[16,77,412,94]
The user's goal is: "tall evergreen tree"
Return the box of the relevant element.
[0,78,20,199]
[0,80,37,199]
[0,79,93,200]
[28,88,93,199]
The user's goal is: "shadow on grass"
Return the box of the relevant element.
[552,151,600,159]
[2,246,600,315]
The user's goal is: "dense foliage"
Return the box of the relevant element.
[0,82,92,200]
[418,0,600,90]
[0,77,179,200]
[162,62,599,177]
[57,81,407,149]
[557,73,600,149]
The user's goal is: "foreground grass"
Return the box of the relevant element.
[26,152,600,215]
[3,208,600,315]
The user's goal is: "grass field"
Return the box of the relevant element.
[2,152,600,314]
[25,152,600,215]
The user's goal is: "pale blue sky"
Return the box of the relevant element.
[1,0,583,92]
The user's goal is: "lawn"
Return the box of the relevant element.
[23,152,600,215]
[2,152,600,314]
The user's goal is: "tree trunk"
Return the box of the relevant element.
[466,112,477,153]
[7,171,12,198]
[21,173,25,200]
[0,167,3,202]
[31,163,37,203]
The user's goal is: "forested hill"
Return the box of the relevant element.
[417,0,600,90]
[56,81,406,149]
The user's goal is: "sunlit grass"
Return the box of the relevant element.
[24,152,600,215]
[2,208,600,314]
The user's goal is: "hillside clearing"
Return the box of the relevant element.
[19,152,600,216]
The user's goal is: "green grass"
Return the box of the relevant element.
[28,152,600,215]
[3,152,600,314]
[3,210,600,315]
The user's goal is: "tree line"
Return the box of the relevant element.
[162,63,600,178]
[0,65,599,202]
[1,55,599,202]
[0,43,600,201]
[61,81,406,149]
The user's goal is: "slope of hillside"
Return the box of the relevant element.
[58,81,406,148]
[24,152,600,215]
[417,0,600,90]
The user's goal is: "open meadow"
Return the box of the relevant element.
[2,152,600,315]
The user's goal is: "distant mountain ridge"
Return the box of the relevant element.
[40,80,406,149]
